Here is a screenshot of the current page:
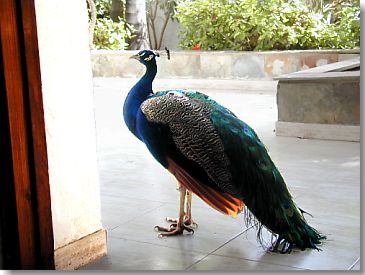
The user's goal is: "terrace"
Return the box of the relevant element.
[81,74,360,271]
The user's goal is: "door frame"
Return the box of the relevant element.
[0,0,54,269]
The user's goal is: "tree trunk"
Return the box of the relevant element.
[126,0,150,50]
[86,0,96,49]
[147,0,158,49]
[110,0,125,22]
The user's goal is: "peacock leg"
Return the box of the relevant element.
[154,185,194,236]
[184,190,198,228]
[164,181,183,226]
[165,189,197,229]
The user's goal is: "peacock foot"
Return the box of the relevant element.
[269,237,293,254]
[164,216,198,229]
[154,220,194,237]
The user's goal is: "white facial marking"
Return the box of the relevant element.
[144,54,154,61]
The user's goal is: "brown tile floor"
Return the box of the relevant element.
[81,77,360,271]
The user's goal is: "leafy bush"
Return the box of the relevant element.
[89,0,134,50]
[330,5,360,48]
[93,17,133,50]
[95,0,112,18]
[174,0,360,51]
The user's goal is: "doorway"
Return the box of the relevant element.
[0,0,54,269]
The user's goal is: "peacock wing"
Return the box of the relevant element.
[140,90,244,216]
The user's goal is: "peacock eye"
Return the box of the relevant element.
[144,55,154,61]
[139,52,146,57]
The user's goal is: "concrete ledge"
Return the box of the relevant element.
[274,71,360,81]
[91,49,359,79]
[55,229,107,270]
[276,121,360,142]
[275,58,360,142]
[289,56,360,74]
[275,57,360,81]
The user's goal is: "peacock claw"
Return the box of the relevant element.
[184,218,198,228]
[166,217,178,223]
[154,225,175,232]
[164,216,198,229]
[269,237,293,254]
[156,223,195,237]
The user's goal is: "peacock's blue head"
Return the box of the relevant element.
[130,50,159,66]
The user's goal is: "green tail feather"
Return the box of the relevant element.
[273,206,326,252]
[207,103,326,253]
[243,201,326,253]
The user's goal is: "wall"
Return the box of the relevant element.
[34,0,103,253]
[277,79,360,125]
[91,49,360,79]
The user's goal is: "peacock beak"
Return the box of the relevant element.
[129,54,139,60]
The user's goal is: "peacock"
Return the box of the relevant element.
[123,49,326,253]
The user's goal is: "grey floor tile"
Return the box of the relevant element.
[187,254,305,271]
[100,195,164,230]
[79,255,114,270]
[212,224,360,270]
[109,202,248,254]
[80,237,207,271]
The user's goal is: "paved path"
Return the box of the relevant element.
[82,77,360,271]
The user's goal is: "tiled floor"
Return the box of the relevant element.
[81,77,360,271]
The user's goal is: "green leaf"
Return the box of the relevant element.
[174,0,359,51]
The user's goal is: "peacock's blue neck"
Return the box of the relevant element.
[123,61,157,137]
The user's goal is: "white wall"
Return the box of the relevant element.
[35,0,103,249]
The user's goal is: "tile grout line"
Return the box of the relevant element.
[347,257,360,270]
[184,226,310,271]
[102,194,181,206]
[106,234,210,255]
[107,202,167,231]
[208,251,310,270]
[184,225,255,271]
[105,199,223,232]
[105,234,246,258]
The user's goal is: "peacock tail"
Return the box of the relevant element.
[207,95,326,252]
[124,50,326,253]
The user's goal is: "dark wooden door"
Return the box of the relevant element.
[0,0,54,270]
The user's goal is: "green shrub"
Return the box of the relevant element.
[332,5,360,49]
[174,0,360,51]
[95,0,112,18]
[93,17,133,50]
[89,0,134,50]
